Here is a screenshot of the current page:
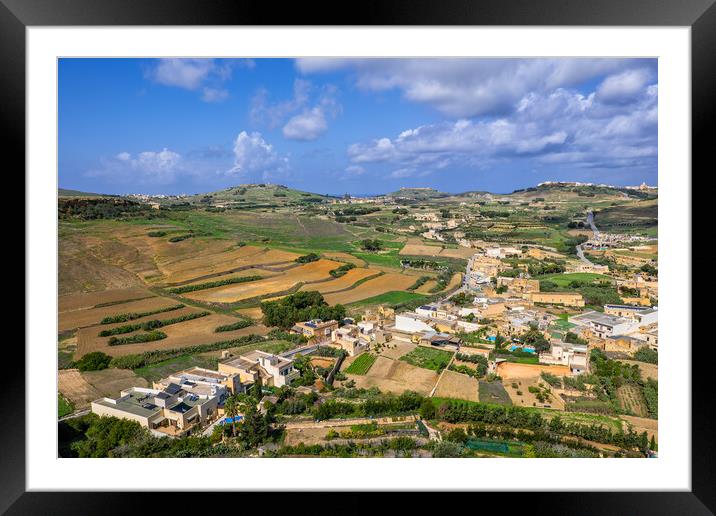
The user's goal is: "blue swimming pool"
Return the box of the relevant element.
[509,345,536,353]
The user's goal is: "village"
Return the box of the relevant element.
[85,229,658,457]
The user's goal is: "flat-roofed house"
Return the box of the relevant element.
[154,366,247,396]
[91,384,221,436]
[528,292,585,307]
[290,319,339,342]
[331,325,370,356]
[218,350,299,388]
[539,341,588,374]
[569,311,636,338]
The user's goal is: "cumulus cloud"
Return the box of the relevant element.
[251,80,341,141]
[228,131,289,179]
[297,58,654,118]
[596,68,654,105]
[283,107,328,141]
[146,58,235,102]
[347,82,657,174]
[88,148,183,184]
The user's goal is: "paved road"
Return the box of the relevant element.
[575,209,599,265]
[284,415,417,429]
[58,408,90,422]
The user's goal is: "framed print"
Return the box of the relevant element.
[5,0,713,512]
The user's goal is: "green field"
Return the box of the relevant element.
[537,272,613,286]
[58,394,74,418]
[347,290,427,308]
[478,381,513,405]
[344,353,377,375]
[399,346,453,371]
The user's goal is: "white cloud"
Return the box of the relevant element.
[146,59,234,102]
[347,82,657,173]
[201,87,229,103]
[283,107,328,141]
[297,58,653,117]
[596,68,653,104]
[252,80,341,141]
[228,131,289,179]
[89,148,183,184]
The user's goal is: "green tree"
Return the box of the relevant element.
[223,395,239,437]
[236,403,270,449]
[74,351,112,371]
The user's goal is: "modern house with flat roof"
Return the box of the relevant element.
[569,311,636,338]
[91,385,221,437]
[218,350,299,387]
[154,366,248,396]
[539,340,588,374]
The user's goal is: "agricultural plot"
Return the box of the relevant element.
[399,346,453,371]
[59,295,182,332]
[59,286,155,313]
[415,279,437,293]
[58,368,148,409]
[153,244,302,286]
[341,355,439,395]
[184,259,342,303]
[478,381,513,405]
[504,377,566,410]
[76,310,269,357]
[323,273,418,305]
[344,353,377,375]
[496,361,570,380]
[617,384,648,417]
[433,369,479,401]
[322,252,366,266]
[298,268,380,294]
[346,291,427,308]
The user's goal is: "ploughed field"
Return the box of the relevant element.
[62,287,269,358]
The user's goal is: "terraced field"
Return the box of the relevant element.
[298,268,381,294]
[185,259,342,303]
[323,273,418,305]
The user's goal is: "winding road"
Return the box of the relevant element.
[575,209,598,265]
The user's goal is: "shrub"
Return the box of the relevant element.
[295,253,320,264]
[75,351,112,371]
[168,234,194,243]
[214,319,253,333]
[168,276,261,294]
[147,231,166,237]
[100,304,184,324]
[108,331,167,346]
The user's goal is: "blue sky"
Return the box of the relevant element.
[58,58,657,195]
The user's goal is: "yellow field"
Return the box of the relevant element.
[299,268,380,294]
[185,259,342,303]
[154,245,302,285]
[443,272,463,291]
[323,273,417,305]
[76,311,270,358]
[415,280,437,294]
[59,286,155,313]
[322,252,366,266]
[399,238,475,259]
[59,295,181,332]
[433,369,479,401]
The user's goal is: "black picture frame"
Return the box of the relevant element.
[4,0,709,513]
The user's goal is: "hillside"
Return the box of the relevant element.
[180,183,333,207]
[59,188,112,198]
